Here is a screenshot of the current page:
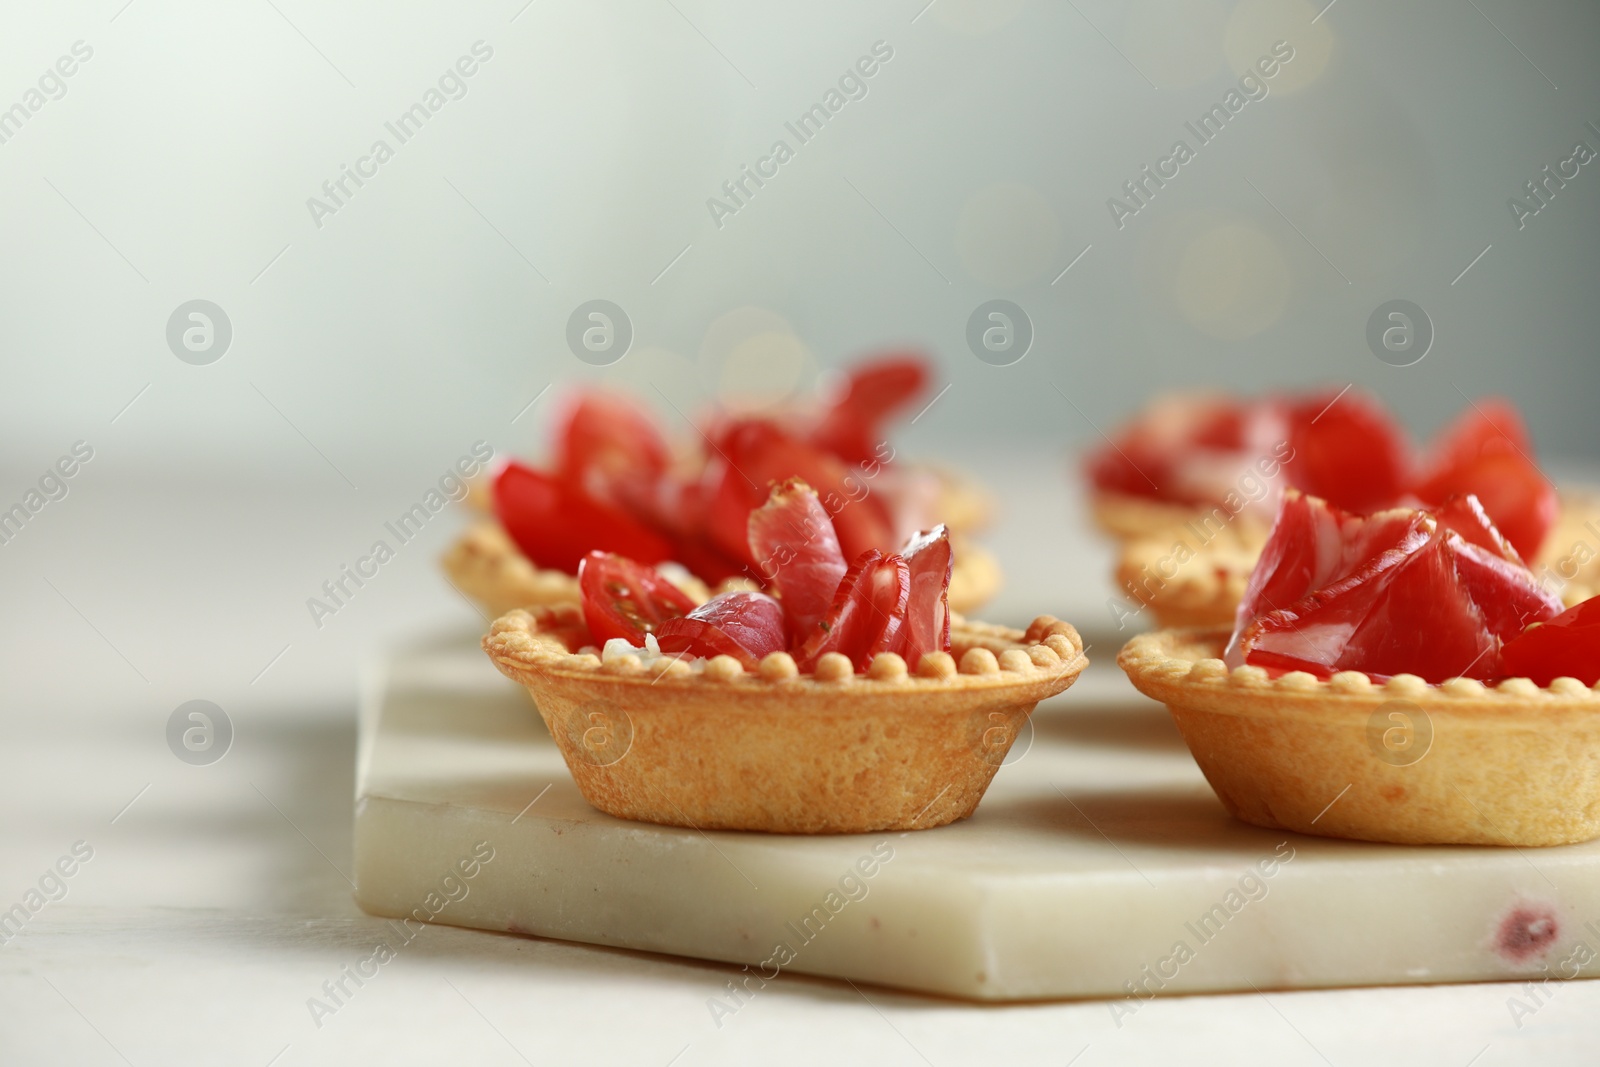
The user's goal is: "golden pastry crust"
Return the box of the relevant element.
[441,523,721,617]
[1113,520,1268,630]
[463,475,495,515]
[483,608,1087,834]
[1119,628,1600,847]
[1090,490,1211,542]
[443,522,1001,617]
[932,466,995,533]
[947,536,1002,614]
[1534,489,1600,606]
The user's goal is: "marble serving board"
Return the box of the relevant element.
[353,630,1600,1004]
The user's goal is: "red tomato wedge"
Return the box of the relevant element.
[1501,596,1600,686]
[655,590,787,670]
[1283,391,1410,514]
[577,551,697,645]
[1227,491,1562,682]
[747,478,849,643]
[495,462,674,574]
[1416,449,1557,562]
[1412,401,1557,561]
[793,550,911,672]
[1418,398,1535,478]
[554,392,671,499]
[895,525,953,671]
[809,354,929,466]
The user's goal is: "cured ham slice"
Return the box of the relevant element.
[747,478,849,643]
[581,480,953,676]
[656,591,787,670]
[808,354,928,466]
[1225,491,1561,682]
[895,525,953,671]
[793,549,912,672]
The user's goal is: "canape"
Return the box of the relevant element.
[1095,391,1599,626]
[481,480,1086,833]
[444,354,1001,617]
[485,607,1084,834]
[1120,490,1600,847]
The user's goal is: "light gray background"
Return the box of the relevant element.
[2,0,1597,489]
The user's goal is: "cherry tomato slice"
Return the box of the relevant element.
[552,391,676,538]
[494,462,675,575]
[655,590,787,669]
[1414,448,1557,562]
[554,391,670,496]
[1284,391,1411,514]
[1500,596,1600,686]
[577,551,697,646]
[1418,399,1534,481]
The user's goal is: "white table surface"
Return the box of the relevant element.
[4,453,1599,1066]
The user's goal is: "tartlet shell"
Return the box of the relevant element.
[930,465,995,533]
[1119,628,1600,847]
[1090,489,1213,542]
[1114,520,1268,629]
[444,521,1002,618]
[483,608,1087,834]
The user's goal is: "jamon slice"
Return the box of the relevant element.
[808,354,928,466]
[706,419,895,566]
[895,525,953,671]
[1226,491,1561,682]
[793,550,911,672]
[1412,399,1556,560]
[656,591,787,670]
[752,482,953,672]
[747,479,849,643]
[1227,490,1430,653]
[1432,493,1521,559]
[1085,393,1286,505]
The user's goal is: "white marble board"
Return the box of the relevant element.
[353,630,1600,1005]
